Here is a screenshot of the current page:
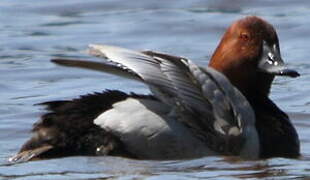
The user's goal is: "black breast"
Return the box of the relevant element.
[250,96,300,158]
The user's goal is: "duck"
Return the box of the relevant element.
[9,16,300,163]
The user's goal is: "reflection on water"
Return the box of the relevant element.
[1,0,310,179]
[1,156,309,179]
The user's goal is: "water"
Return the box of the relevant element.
[1,0,310,179]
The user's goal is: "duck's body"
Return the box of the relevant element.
[10,16,300,163]
[16,90,214,160]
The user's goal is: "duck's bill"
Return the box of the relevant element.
[258,41,300,78]
[273,68,300,77]
[259,64,300,78]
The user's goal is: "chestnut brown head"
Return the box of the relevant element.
[209,16,299,96]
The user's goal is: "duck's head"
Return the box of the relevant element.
[209,16,299,97]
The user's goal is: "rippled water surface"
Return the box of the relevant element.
[1,0,310,179]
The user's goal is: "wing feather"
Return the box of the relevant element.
[52,44,257,156]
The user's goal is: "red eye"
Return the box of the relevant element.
[240,33,249,41]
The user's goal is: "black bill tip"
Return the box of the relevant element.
[278,68,300,78]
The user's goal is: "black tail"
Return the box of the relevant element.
[10,90,133,163]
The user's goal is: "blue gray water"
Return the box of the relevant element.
[1,0,310,179]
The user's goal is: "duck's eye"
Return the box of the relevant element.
[240,33,250,41]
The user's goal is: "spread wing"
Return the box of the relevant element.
[52,44,257,156]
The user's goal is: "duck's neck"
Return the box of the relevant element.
[243,72,274,99]
[210,61,274,99]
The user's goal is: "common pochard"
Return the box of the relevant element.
[10,16,300,163]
